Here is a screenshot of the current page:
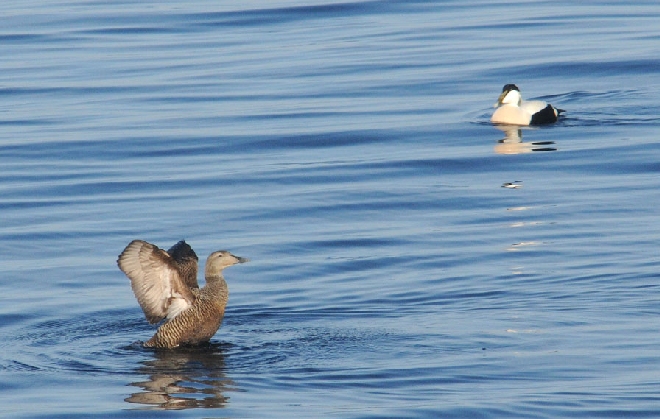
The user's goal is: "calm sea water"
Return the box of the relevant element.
[2,1,660,418]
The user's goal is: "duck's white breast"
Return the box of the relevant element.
[491,105,531,126]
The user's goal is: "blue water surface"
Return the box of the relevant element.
[1,1,660,418]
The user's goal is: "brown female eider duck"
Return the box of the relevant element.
[117,240,248,349]
[491,84,564,126]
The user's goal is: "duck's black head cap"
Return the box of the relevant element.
[502,84,519,92]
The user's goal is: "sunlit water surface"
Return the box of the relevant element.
[2,1,660,418]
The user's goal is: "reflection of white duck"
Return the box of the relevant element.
[491,84,564,126]
[492,124,557,155]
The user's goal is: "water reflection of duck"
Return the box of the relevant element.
[493,125,557,154]
[126,343,235,409]
[491,84,564,126]
[118,240,248,349]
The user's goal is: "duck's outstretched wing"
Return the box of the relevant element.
[167,240,200,289]
[118,240,195,324]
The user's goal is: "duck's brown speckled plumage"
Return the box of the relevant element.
[144,277,228,348]
[117,240,247,349]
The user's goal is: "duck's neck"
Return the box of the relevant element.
[203,274,228,302]
[204,273,227,288]
[204,273,225,285]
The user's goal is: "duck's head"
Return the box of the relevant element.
[494,84,522,107]
[205,250,249,277]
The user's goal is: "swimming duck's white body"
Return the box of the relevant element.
[491,84,563,126]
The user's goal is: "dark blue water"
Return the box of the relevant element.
[2,1,660,418]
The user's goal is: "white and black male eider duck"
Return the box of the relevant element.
[491,84,564,126]
[118,240,248,349]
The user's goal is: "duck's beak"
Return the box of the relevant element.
[494,90,508,107]
[235,255,249,264]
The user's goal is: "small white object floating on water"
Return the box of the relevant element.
[491,84,564,126]
[502,181,523,189]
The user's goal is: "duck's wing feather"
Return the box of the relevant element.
[520,100,548,115]
[530,104,559,125]
[118,240,195,324]
[167,240,200,289]
[167,240,197,261]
